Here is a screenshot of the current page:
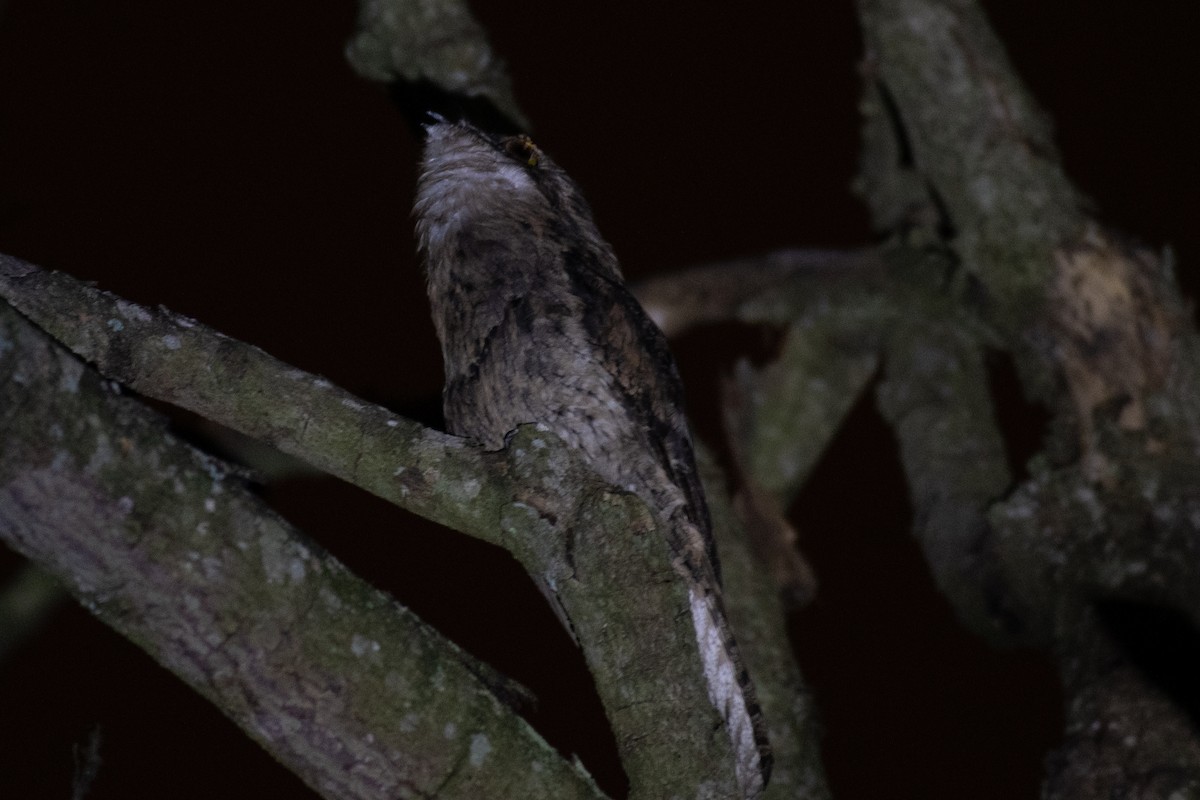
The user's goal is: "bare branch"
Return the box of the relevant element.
[632,248,884,338]
[1045,605,1200,800]
[856,0,1200,792]
[0,302,607,800]
[634,250,887,607]
[720,321,881,607]
[0,253,510,549]
[856,0,1085,330]
[874,282,1013,641]
[346,0,527,129]
[0,255,787,795]
[636,252,885,608]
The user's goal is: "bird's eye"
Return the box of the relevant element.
[502,135,541,167]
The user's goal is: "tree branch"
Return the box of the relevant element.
[874,270,1013,641]
[0,301,607,800]
[856,0,1200,793]
[633,249,887,608]
[0,253,510,549]
[632,248,884,338]
[0,253,797,796]
[1046,605,1200,800]
[339,4,828,793]
[346,0,527,130]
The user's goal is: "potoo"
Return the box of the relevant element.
[413,119,770,796]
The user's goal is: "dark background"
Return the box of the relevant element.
[0,1,1196,797]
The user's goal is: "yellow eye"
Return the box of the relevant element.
[503,134,540,167]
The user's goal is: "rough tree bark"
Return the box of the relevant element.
[2,0,1198,798]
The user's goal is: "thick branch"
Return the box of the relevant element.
[0,254,510,548]
[1044,605,1200,800]
[470,425,751,797]
[856,0,1200,793]
[719,298,884,504]
[346,0,527,129]
[0,256,767,796]
[874,268,1015,642]
[856,0,1200,633]
[856,0,1085,332]
[0,301,606,800]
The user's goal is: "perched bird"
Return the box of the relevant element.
[413,118,770,796]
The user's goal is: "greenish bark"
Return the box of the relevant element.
[0,254,509,548]
[346,0,527,128]
[873,259,1014,641]
[855,0,1200,795]
[856,0,1086,337]
[0,302,606,800]
[0,257,758,797]
[9,0,1195,796]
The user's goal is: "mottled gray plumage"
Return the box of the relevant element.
[413,120,769,796]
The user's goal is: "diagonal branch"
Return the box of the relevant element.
[0,254,797,797]
[0,253,510,548]
[0,300,607,800]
